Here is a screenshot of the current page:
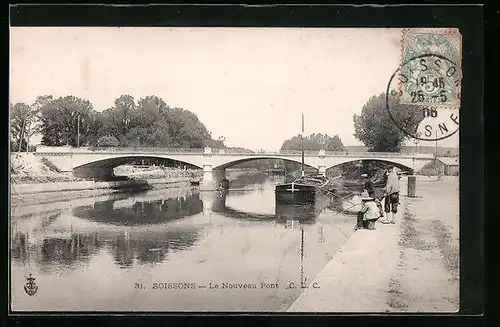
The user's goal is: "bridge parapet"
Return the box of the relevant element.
[34,145,435,159]
[35,145,74,153]
[322,152,435,159]
[272,150,434,158]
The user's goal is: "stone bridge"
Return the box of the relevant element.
[33,146,434,191]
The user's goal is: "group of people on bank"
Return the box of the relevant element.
[356,165,401,230]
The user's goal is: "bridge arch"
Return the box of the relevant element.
[72,155,203,179]
[325,158,414,174]
[212,156,317,171]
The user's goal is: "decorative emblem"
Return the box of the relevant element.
[24,273,38,296]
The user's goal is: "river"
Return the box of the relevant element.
[10,170,357,312]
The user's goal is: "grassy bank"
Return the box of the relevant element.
[386,176,459,312]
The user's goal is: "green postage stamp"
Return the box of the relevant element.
[399,28,462,108]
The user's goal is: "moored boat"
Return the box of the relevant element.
[275,174,333,202]
[274,114,332,204]
[275,179,317,204]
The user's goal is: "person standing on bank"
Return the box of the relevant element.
[382,166,400,224]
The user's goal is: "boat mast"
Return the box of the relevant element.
[301,113,305,177]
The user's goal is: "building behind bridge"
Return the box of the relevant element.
[419,157,459,176]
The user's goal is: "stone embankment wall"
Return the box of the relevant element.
[11,178,189,195]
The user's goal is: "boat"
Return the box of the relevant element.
[275,175,333,203]
[275,179,316,204]
[275,114,331,204]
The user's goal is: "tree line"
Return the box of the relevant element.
[10,95,225,151]
[10,90,423,154]
[280,133,345,152]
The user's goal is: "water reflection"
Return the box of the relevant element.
[12,222,202,271]
[107,229,200,268]
[11,224,102,273]
[12,176,356,269]
[227,171,274,189]
[11,173,360,311]
[11,189,205,272]
[208,188,328,226]
[275,202,323,226]
[72,189,203,225]
[209,189,276,221]
[11,181,363,275]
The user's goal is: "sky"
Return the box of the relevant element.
[10,27,458,151]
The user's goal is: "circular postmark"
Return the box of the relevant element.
[386,53,460,142]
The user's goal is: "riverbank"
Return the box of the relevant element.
[11,178,194,207]
[287,176,459,312]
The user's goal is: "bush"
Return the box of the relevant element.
[96,135,120,147]
[40,157,61,172]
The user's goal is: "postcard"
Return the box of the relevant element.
[10,24,463,313]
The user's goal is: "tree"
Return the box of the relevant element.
[24,95,53,151]
[165,107,213,148]
[86,111,104,146]
[40,96,97,146]
[325,135,344,151]
[208,136,226,149]
[10,102,31,151]
[113,94,136,135]
[280,133,344,174]
[99,109,129,145]
[280,133,345,151]
[135,96,169,126]
[353,92,424,152]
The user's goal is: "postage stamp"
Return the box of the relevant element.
[386,53,460,142]
[399,28,462,108]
